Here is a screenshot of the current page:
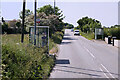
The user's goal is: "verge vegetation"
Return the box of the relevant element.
[2,34,55,79]
[76,16,120,40]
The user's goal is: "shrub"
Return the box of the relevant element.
[51,31,64,44]
[2,34,55,79]
[2,23,8,34]
[103,27,120,39]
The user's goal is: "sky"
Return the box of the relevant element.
[1,1,119,27]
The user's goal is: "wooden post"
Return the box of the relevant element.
[21,0,26,43]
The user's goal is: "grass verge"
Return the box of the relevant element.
[2,34,55,79]
[2,30,64,79]
[80,31,94,40]
[49,31,64,54]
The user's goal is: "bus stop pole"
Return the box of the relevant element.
[48,27,49,54]
[34,0,37,45]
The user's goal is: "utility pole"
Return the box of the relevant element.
[54,0,55,15]
[53,0,57,31]
[34,0,37,45]
[21,0,26,43]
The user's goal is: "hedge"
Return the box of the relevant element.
[104,27,120,39]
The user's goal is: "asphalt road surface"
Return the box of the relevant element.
[50,29,119,79]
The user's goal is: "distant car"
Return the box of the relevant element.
[71,29,74,32]
[74,30,80,35]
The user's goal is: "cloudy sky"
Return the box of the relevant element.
[1,0,119,27]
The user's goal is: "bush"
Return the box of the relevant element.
[104,27,120,39]
[51,31,64,44]
[2,34,55,79]
[49,30,64,54]
[2,23,8,34]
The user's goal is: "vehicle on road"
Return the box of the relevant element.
[74,30,80,35]
[71,29,74,32]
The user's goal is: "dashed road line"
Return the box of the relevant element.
[101,64,116,79]
[84,47,116,79]
[99,68,110,79]
[84,47,95,58]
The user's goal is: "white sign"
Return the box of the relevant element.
[36,19,40,23]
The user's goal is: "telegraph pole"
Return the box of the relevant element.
[34,0,37,45]
[21,0,26,43]
[54,0,55,15]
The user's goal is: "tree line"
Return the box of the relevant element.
[2,5,68,36]
[76,16,120,39]
[77,16,102,33]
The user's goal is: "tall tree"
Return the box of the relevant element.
[2,17,5,23]
[19,9,33,19]
[37,5,64,21]
[77,16,102,33]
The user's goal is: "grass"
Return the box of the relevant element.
[1,30,64,79]
[73,28,94,40]
[49,31,64,54]
[2,34,55,79]
[80,31,94,40]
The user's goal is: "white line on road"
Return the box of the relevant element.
[84,47,95,58]
[99,68,109,79]
[101,64,115,79]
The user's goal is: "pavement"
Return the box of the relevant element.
[50,29,119,79]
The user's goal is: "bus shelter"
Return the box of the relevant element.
[29,26,49,52]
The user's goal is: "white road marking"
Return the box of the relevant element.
[84,47,95,58]
[101,64,115,79]
[100,68,109,79]
[83,47,116,79]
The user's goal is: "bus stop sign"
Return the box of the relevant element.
[36,19,40,23]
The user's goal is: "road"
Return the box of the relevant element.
[50,29,119,79]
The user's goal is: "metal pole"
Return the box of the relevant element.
[48,27,49,54]
[21,0,26,43]
[95,28,97,40]
[34,0,37,45]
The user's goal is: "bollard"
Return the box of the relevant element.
[108,36,111,44]
[112,37,116,46]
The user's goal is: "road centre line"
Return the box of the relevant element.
[99,68,109,79]
[84,47,95,58]
[84,47,116,79]
[101,64,115,79]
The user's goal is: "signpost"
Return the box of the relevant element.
[95,28,104,40]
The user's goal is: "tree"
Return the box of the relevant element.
[2,17,5,23]
[19,9,33,19]
[16,21,21,28]
[2,22,8,33]
[37,5,65,21]
[23,4,65,37]
[77,16,102,33]
[64,23,74,29]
